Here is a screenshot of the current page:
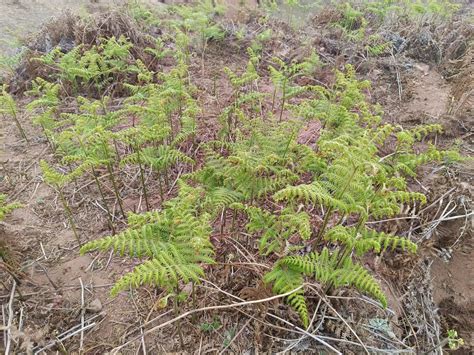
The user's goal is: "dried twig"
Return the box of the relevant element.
[110,286,310,353]
[2,304,6,350]
[308,285,369,354]
[79,278,85,353]
[5,281,16,355]
[218,317,251,354]
[35,262,58,290]
[32,313,103,353]
[33,322,97,354]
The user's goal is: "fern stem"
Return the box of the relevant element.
[168,114,175,141]
[4,109,28,143]
[314,206,334,245]
[174,285,185,349]
[40,124,54,150]
[113,139,122,163]
[271,87,277,112]
[314,166,359,246]
[164,169,170,191]
[91,167,116,234]
[106,163,126,220]
[282,128,297,159]
[58,189,81,246]
[325,219,365,295]
[201,41,206,77]
[231,208,237,235]
[278,79,287,123]
[157,172,164,202]
[135,147,151,211]
[220,207,227,236]
[191,282,197,323]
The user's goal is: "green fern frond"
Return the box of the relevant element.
[80,224,169,258]
[205,187,244,210]
[325,225,417,255]
[243,205,311,255]
[127,210,166,229]
[266,247,388,326]
[334,260,387,307]
[82,180,214,295]
[110,256,207,296]
[274,182,349,212]
[264,263,308,327]
[122,146,194,172]
[40,160,91,189]
[390,191,427,205]
[0,194,22,221]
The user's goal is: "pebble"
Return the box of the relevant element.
[87,298,102,313]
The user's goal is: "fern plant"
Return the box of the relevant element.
[0,85,28,142]
[193,123,306,205]
[80,180,214,295]
[188,120,324,239]
[220,48,265,140]
[239,205,311,255]
[57,10,463,337]
[171,0,225,74]
[25,78,61,146]
[119,127,194,202]
[40,160,91,245]
[262,65,460,326]
[35,36,134,95]
[268,52,320,122]
[0,194,21,221]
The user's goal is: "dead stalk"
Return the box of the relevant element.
[5,281,16,355]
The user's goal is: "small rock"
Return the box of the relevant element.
[414,63,430,75]
[86,298,102,313]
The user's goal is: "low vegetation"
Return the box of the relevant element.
[0,0,470,352]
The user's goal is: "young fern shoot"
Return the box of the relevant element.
[40,160,90,246]
[0,85,28,142]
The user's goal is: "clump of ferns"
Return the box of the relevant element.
[76,59,461,334]
[49,93,130,224]
[57,126,128,229]
[120,65,198,207]
[35,36,135,97]
[268,50,321,122]
[80,181,214,345]
[263,66,461,327]
[124,47,198,144]
[219,47,268,141]
[25,78,61,147]
[25,71,130,234]
[188,120,324,239]
[170,0,225,75]
[34,40,198,238]
[119,126,195,208]
[203,64,456,324]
